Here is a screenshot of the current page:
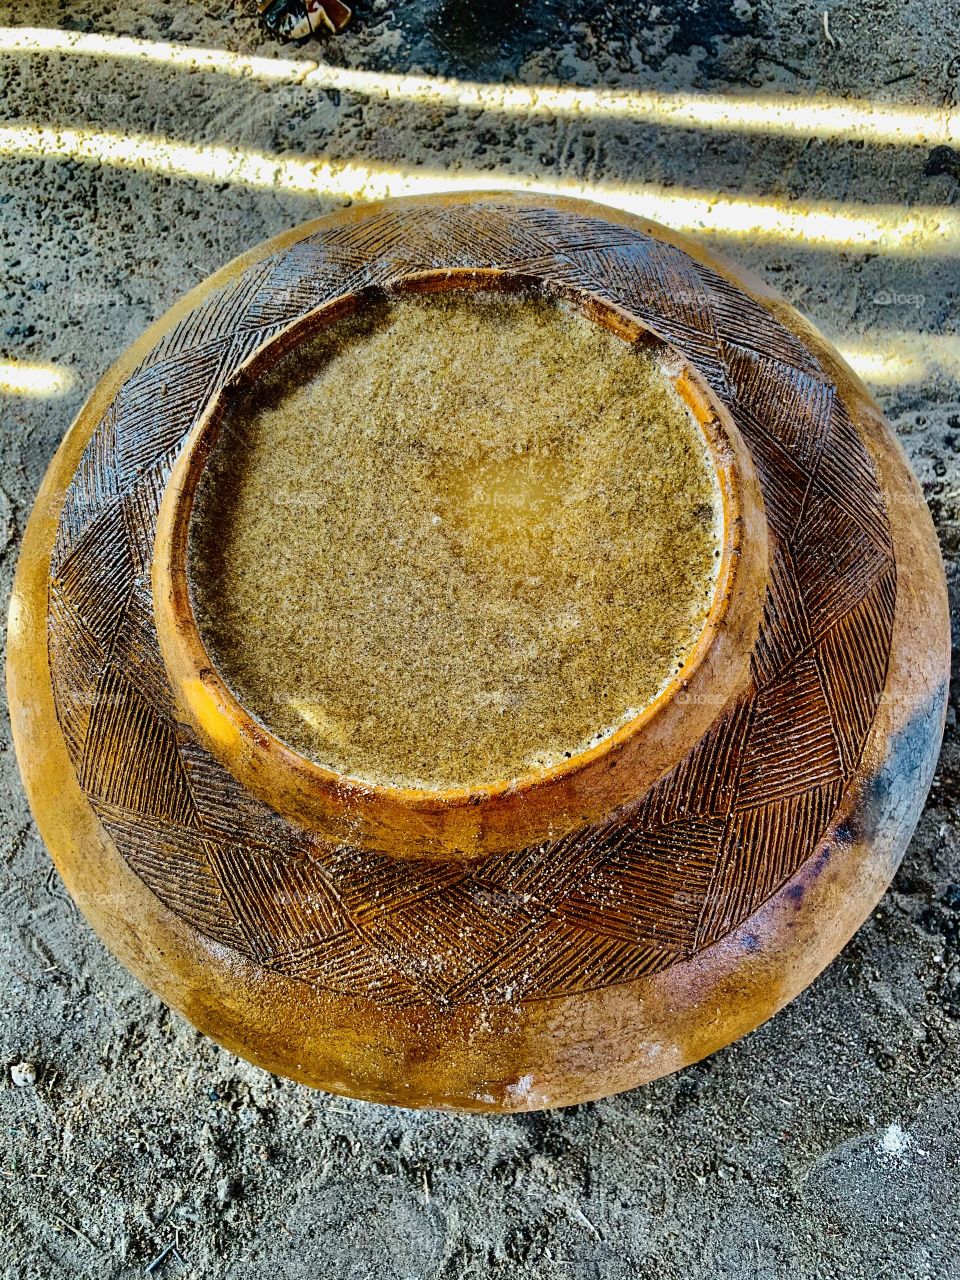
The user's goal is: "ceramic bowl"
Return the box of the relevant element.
[7,193,949,1111]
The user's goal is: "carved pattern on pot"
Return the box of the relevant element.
[47,202,896,1009]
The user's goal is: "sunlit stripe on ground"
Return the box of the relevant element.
[1,27,958,147]
[837,334,960,385]
[0,359,75,396]
[0,25,312,82]
[1,125,958,256]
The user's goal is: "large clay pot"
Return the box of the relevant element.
[7,193,949,1111]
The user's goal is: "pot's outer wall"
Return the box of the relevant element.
[6,194,950,1111]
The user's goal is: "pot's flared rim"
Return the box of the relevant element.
[152,265,769,859]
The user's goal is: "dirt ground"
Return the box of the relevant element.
[1,1,959,1276]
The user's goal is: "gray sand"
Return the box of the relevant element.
[1,2,958,1277]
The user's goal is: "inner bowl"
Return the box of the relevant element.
[153,270,767,858]
[190,286,721,792]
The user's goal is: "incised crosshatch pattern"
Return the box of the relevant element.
[48,202,896,1008]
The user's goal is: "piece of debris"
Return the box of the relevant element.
[146,1239,188,1275]
[878,1122,912,1157]
[925,145,960,182]
[822,10,837,46]
[10,1061,37,1087]
[55,1216,97,1250]
[258,0,352,41]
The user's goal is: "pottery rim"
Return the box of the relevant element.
[152,266,769,860]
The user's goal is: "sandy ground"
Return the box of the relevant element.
[1,1,959,1276]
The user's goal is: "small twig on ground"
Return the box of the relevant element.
[145,1242,172,1274]
[54,1216,97,1250]
[145,1230,188,1276]
[822,10,837,46]
[567,1203,602,1240]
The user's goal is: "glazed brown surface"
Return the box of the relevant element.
[189,290,721,791]
[8,194,948,1110]
[47,197,895,1000]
